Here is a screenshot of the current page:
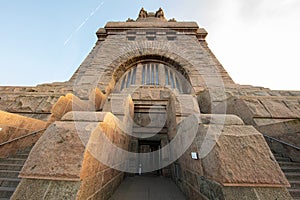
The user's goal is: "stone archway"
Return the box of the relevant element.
[100,49,199,96]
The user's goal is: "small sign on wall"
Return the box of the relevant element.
[191,152,198,160]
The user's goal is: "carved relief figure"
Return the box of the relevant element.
[138,7,148,18]
[155,7,164,18]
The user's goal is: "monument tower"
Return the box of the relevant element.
[0,8,299,200]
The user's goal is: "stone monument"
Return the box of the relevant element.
[0,8,299,200]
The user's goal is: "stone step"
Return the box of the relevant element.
[133,125,167,128]
[290,180,300,188]
[275,157,291,162]
[0,164,23,171]
[278,161,300,167]
[10,154,29,159]
[0,187,15,198]
[133,100,168,106]
[0,158,26,165]
[272,153,282,157]
[134,110,167,114]
[17,150,31,154]
[0,178,20,187]
[134,105,166,109]
[281,166,300,173]
[0,171,20,179]
[285,172,300,181]
[288,188,300,198]
[133,127,168,134]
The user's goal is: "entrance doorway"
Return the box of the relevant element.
[138,140,161,176]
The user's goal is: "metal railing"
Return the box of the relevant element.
[0,128,46,147]
[263,134,300,151]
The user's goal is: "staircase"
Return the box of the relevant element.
[0,147,32,199]
[274,153,300,199]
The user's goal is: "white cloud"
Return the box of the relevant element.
[203,0,300,90]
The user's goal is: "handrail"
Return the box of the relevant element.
[0,128,46,147]
[263,134,300,151]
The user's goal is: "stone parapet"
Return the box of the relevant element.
[199,124,289,187]
[14,110,131,199]
[197,86,300,161]
[0,110,47,157]
[174,113,292,199]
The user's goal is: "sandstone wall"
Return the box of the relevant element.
[47,89,105,124]
[68,25,234,99]
[0,84,70,121]
[197,85,300,160]
[173,114,292,200]
[12,92,133,200]
[0,110,47,157]
[12,112,131,200]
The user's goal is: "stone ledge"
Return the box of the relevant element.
[61,111,108,122]
[105,21,199,30]
[200,114,244,125]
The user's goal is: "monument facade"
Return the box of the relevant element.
[0,8,299,200]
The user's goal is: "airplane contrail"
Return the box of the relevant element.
[64,1,105,46]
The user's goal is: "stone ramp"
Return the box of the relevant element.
[110,176,186,200]
[274,153,300,199]
[0,147,32,199]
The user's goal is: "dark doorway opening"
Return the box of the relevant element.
[138,140,161,176]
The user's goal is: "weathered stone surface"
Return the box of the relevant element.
[175,95,200,116]
[259,98,300,118]
[11,179,81,200]
[16,109,130,199]
[196,176,224,200]
[222,186,292,200]
[0,110,47,144]
[227,96,300,125]
[198,124,290,187]
[88,87,106,110]
[48,93,88,123]
[105,21,199,29]
[0,85,68,120]
[19,122,94,180]
[61,111,108,122]
[227,97,271,123]
[77,150,123,200]
[197,88,229,114]
[200,114,244,125]
[0,110,47,157]
[103,94,131,115]
[258,118,300,162]
[2,8,298,200]
[76,112,130,199]
[256,118,300,147]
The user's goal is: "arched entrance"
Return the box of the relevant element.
[103,58,198,199]
[115,61,192,94]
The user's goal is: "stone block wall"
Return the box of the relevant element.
[0,110,47,157]
[48,89,106,124]
[67,24,235,98]
[12,112,131,200]
[172,114,292,200]
[197,85,300,160]
[77,116,130,199]
[0,84,72,121]
[12,90,132,199]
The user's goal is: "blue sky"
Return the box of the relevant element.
[0,0,299,90]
